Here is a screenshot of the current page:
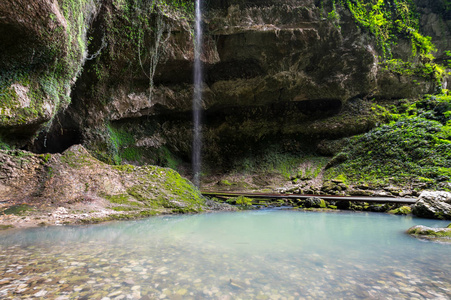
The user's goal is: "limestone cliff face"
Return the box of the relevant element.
[0,0,99,146]
[1,0,450,173]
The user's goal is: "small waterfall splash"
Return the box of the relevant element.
[192,0,203,187]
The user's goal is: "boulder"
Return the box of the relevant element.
[406,225,451,243]
[412,191,451,220]
[304,197,326,208]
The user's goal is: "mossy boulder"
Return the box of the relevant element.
[407,225,451,243]
[388,206,412,215]
[304,197,327,209]
[0,145,228,227]
[0,0,99,146]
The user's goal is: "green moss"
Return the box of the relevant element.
[39,153,51,164]
[0,225,14,230]
[171,207,198,214]
[388,206,412,215]
[219,180,232,186]
[327,94,451,189]
[231,145,328,180]
[235,196,253,206]
[116,165,205,211]
[1,204,34,216]
[113,164,136,173]
[407,226,451,238]
[81,210,160,224]
[333,174,348,183]
[0,137,11,150]
[60,148,93,168]
[111,207,138,211]
[320,0,445,89]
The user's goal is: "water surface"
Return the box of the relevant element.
[0,210,450,299]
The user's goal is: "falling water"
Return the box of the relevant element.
[192,0,203,187]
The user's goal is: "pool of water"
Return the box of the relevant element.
[0,210,450,299]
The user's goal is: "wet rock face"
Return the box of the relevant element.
[0,0,99,147]
[1,0,448,171]
[56,0,432,169]
[412,191,451,220]
[0,0,67,70]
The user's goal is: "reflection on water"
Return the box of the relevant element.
[0,210,450,299]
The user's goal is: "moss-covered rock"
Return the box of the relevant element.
[304,197,327,209]
[0,144,230,228]
[407,225,451,243]
[388,206,412,215]
[0,0,100,146]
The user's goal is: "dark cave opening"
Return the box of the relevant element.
[26,115,82,154]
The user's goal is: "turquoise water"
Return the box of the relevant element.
[0,210,450,299]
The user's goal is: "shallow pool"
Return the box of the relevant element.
[0,210,450,299]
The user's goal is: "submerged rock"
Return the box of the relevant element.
[412,191,451,220]
[406,225,451,243]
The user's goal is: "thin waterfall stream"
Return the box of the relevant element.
[192,0,203,187]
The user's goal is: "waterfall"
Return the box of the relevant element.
[192,0,203,188]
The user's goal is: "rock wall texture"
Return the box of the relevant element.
[0,144,217,227]
[0,0,100,146]
[0,0,450,174]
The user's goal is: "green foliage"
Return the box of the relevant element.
[158,0,194,18]
[43,153,51,163]
[327,93,451,188]
[442,0,451,12]
[321,0,445,87]
[157,146,182,170]
[338,0,433,60]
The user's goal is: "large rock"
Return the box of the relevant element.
[0,0,99,146]
[412,191,451,220]
[0,145,211,215]
[407,224,451,243]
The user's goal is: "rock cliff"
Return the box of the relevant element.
[0,0,450,183]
